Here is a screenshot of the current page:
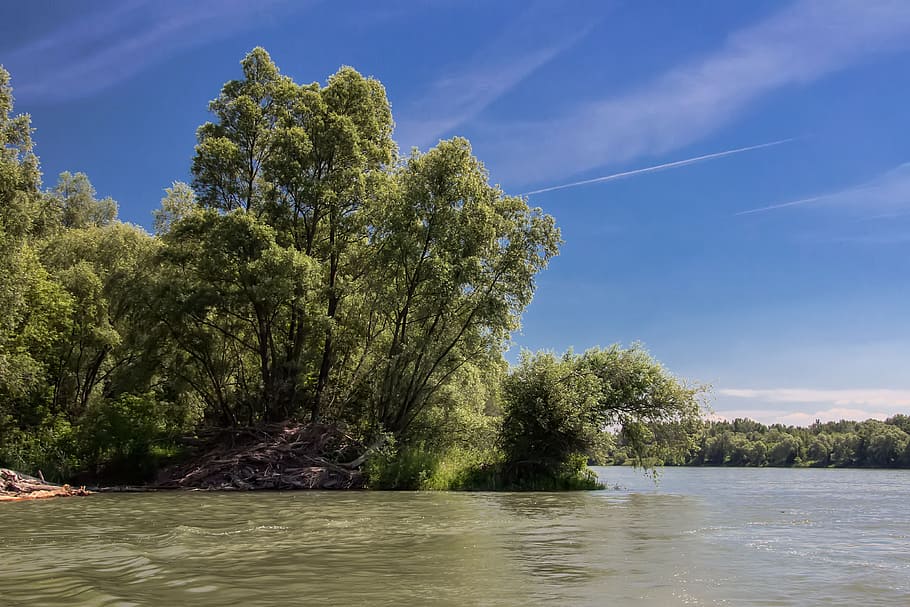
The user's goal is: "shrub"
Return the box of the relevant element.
[364,439,439,490]
[0,418,79,482]
[75,393,187,482]
[498,346,703,486]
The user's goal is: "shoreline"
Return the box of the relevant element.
[0,469,91,502]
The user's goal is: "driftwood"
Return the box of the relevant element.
[0,468,91,502]
[156,422,367,490]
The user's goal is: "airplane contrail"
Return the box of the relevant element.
[734,195,825,216]
[520,138,796,196]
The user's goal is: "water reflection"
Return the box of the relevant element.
[488,493,595,590]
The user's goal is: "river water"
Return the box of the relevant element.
[1,467,908,606]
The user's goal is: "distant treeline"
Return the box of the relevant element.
[606,416,910,469]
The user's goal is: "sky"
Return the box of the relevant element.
[3,0,910,425]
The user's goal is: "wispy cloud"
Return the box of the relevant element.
[714,387,910,425]
[735,196,826,216]
[0,0,307,103]
[521,138,794,196]
[737,162,910,215]
[719,387,910,408]
[394,1,599,151]
[482,0,910,185]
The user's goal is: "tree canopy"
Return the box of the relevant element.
[0,51,713,489]
[498,346,703,486]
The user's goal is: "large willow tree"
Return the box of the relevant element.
[159,48,560,438]
[0,66,65,427]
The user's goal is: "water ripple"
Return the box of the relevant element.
[1,469,908,606]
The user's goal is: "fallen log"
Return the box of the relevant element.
[339,434,388,470]
[0,468,91,502]
[156,422,367,490]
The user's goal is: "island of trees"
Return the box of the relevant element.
[2,49,903,494]
[0,49,706,490]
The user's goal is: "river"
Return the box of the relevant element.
[1,467,908,606]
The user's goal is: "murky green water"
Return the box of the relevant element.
[2,467,909,606]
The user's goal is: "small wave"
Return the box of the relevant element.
[168,524,289,538]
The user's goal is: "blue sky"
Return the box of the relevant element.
[4,0,910,425]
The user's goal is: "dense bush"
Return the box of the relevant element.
[499,346,704,485]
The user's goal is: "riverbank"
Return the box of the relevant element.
[155,423,366,490]
[2,421,601,496]
[0,468,91,502]
[152,423,601,491]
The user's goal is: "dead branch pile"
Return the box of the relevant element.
[0,468,91,502]
[157,423,367,490]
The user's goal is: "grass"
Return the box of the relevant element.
[366,444,604,491]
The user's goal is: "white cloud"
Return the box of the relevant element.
[713,387,910,424]
[481,0,910,185]
[1,0,308,102]
[718,387,910,408]
[394,2,597,151]
[737,162,910,215]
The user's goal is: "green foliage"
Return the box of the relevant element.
[631,416,910,469]
[500,346,704,482]
[0,418,79,483]
[188,48,397,425]
[364,438,440,490]
[0,54,721,490]
[164,48,558,442]
[74,393,188,482]
[0,65,41,241]
[362,139,560,438]
[0,65,64,418]
[154,182,197,235]
[154,208,318,424]
[41,219,159,421]
[864,421,909,467]
[0,68,195,481]
[364,443,602,491]
[27,49,910,490]
[418,447,495,490]
[1,394,192,484]
[49,171,117,230]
